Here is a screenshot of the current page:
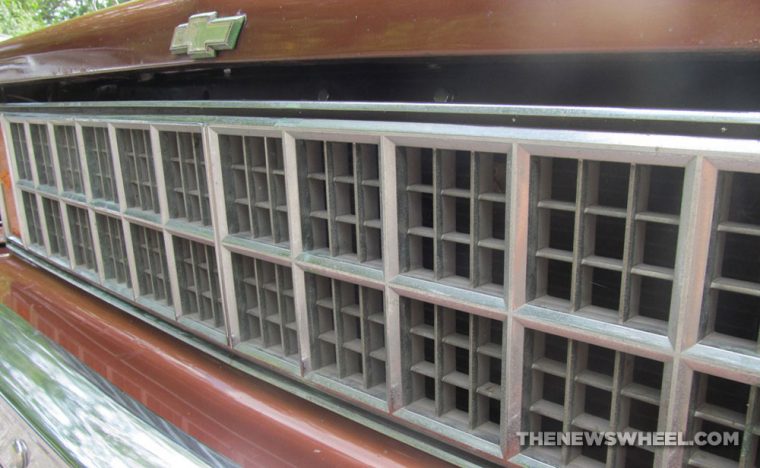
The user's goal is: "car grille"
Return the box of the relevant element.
[2,102,760,466]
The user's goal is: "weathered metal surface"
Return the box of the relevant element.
[1,0,760,83]
[0,252,448,467]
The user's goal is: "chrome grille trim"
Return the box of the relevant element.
[4,103,760,466]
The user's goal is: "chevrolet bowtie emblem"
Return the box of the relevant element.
[170,12,246,59]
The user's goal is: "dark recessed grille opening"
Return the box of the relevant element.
[160,131,211,226]
[306,273,386,396]
[41,197,66,258]
[96,214,130,288]
[231,253,298,359]
[116,128,159,214]
[131,224,172,307]
[30,123,56,188]
[403,297,503,441]
[219,134,289,246]
[298,140,382,264]
[703,171,760,350]
[690,373,748,466]
[9,122,32,181]
[173,237,224,330]
[67,205,96,272]
[531,157,682,332]
[82,126,118,203]
[398,146,507,294]
[21,191,43,247]
[689,373,751,466]
[525,330,665,466]
[54,125,84,194]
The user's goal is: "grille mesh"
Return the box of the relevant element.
[231,253,299,359]
[173,237,224,330]
[96,214,131,288]
[131,223,172,307]
[398,147,507,293]
[10,123,32,181]
[54,125,84,194]
[160,131,212,226]
[529,158,683,333]
[306,273,387,396]
[41,197,66,258]
[67,204,96,271]
[117,128,159,214]
[20,191,42,247]
[5,107,760,466]
[82,126,118,203]
[30,124,55,187]
[219,134,289,245]
[298,140,382,264]
[402,297,503,441]
[524,330,664,466]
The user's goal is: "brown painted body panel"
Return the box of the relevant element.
[0,253,446,467]
[1,0,760,83]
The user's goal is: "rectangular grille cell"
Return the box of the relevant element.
[524,330,665,467]
[82,126,118,203]
[116,128,159,214]
[402,297,503,441]
[703,171,760,351]
[67,205,96,271]
[397,147,507,294]
[306,274,386,396]
[298,140,382,264]
[96,214,131,288]
[160,131,212,226]
[54,125,84,194]
[131,224,172,307]
[20,191,43,247]
[529,158,683,333]
[9,123,32,181]
[30,124,56,187]
[688,373,756,467]
[173,237,224,331]
[231,253,299,359]
[41,197,66,258]
[219,134,289,245]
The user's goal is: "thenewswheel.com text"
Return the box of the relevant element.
[517,431,740,447]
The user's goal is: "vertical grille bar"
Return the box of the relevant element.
[160,131,211,226]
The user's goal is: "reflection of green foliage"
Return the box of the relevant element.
[0,0,131,37]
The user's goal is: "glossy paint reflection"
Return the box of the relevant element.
[0,253,446,467]
[0,303,211,467]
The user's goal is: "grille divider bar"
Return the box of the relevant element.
[660,157,717,467]
[739,387,760,466]
[469,152,478,289]
[570,160,589,312]
[206,128,239,346]
[282,131,310,374]
[619,165,639,322]
[503,144,529,459]
[380,136,402,411]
